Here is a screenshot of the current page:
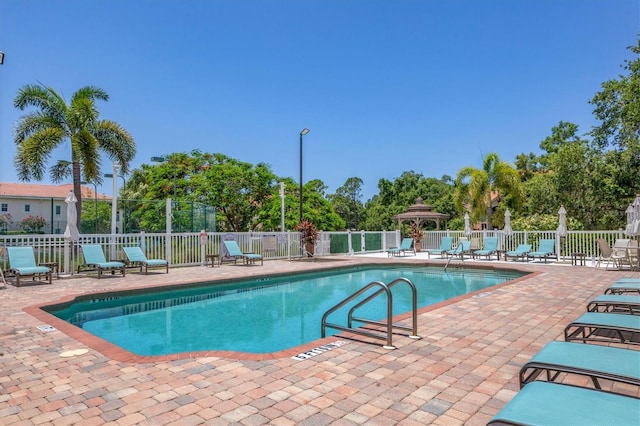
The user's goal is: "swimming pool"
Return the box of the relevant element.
[46,265,523,356]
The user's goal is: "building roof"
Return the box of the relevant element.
[0,182,111,200]
[392,197,449,229]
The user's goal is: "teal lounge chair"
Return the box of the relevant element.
[564,312,640,346]
[605,279,640,295]
[222,240,263,265]
[472,237,498,260]
[487,381,640,426]
[519,341,640,390]
[123,246,168,274]
[587,294,640,314]
[446,240,472,259]
[0,247,6,288]
[7,246,52,286]
[79,244,126,278]
[387,238,415,257]
[504,244,531,262]
[527,239,556,263]
[425,237,453,259]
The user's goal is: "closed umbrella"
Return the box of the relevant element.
[632,194,640,236]
[556,206,567,237]
[503,209,513,236]
[64,190,80,241]
[463,213,472,236]
[626,205,635,236]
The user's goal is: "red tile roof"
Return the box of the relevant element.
[0,182,111,200]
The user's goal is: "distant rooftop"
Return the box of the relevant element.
[0,182,110,200]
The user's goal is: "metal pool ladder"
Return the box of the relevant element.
[444,241,465,272]
[321,277,421,349]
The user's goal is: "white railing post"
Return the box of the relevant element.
[140,231,146,251]
[166,199,172,265]
[64,240,71,275]
[200,229,207,266]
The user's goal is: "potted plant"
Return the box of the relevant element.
[297,220,319,257]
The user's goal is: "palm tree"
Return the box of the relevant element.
[453,153,523,229]
[14,84,136,230]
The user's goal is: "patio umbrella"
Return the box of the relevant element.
[463,213,472,236]
[503,209,513,236]
[556,206,567,237]
[625,205,635,236]
[63,190,80,241]
[632,194,640,236]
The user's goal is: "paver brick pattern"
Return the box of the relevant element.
[1,255,638,425]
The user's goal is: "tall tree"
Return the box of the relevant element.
[13,84,135,229]
[453,153,523,229]
[590,38,640,204]
[590,38,640,151]
[329,177,364,230]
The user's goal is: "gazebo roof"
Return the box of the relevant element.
[392,197,449,229]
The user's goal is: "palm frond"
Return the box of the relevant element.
[93,120,136,173]
[14,128,66,180]
[50,160,74,183]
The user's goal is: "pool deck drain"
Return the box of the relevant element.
[1,254,639,425]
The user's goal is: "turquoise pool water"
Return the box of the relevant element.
[47,266,523,355]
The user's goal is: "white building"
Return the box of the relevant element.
[0,182,110,234]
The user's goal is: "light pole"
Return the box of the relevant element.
[105,172,126,233]
[279,182,285,231]
[111,163,119,234]
[299,128,310,224]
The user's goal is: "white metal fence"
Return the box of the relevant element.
[0,229,631,276]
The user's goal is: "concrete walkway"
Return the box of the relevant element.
[0,253,638,425]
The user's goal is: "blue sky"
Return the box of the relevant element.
[1,0,638,202]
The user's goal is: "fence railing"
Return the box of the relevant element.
[0,229,631,275]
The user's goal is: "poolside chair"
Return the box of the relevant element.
[472,237,498,260]
[611,239,632,269]
[446,240,472,259]
[586,294,640,314]
[628,240,639,271]
[222,240,263,265]
[122,246,168,274]
[387,238,415,257]
[6,246,52,287]
[425,236,453,259]
[504,244,531,262]
[604,279,640,295]
[527,239,555,263]
[79,244,126,278]
[487,381,640,426]
[595,239,616,269]
[564,312,640,346]
[519,341,640,390]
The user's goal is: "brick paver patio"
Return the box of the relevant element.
[1,254,638,425]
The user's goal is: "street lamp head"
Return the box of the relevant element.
[300,128,310,136]
[0,52,4,65]
[150,156,166,163]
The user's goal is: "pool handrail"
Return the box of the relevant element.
[348,277,420,341]
[321,278,421,349]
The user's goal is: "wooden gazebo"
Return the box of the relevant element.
[392,197,449,230]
